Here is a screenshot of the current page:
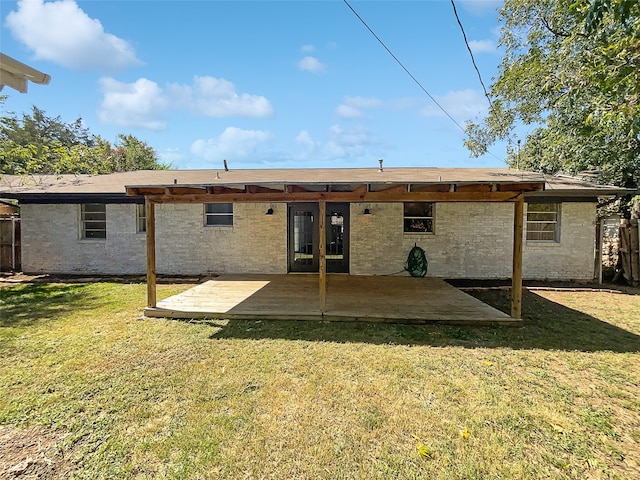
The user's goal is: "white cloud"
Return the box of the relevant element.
[293,125,381,161]
[336,104,365,119]
[328,124,379,146]
[421,89,489,120]
[295,130,315,148]
[98,77,168,130]
[5,0,141,71]
[169,76,273,118]
[298,56,326,74]
[191,127,272,161]
[469,39,497,53]
[158,148,186,166]
[335,96,384,119]
[98,76,273,129]
[301,44,315,53]
[345,96,383,109]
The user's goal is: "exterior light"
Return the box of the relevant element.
[265,208,274,215]
[363,208,371,215]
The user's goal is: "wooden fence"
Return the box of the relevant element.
[619,222,639,287]
[0,217,21,272]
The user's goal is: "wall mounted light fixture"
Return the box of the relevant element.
[265,208,274,215]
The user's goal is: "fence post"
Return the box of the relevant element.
[631,224,639,286]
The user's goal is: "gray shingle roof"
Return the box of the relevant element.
[0,167,627,198]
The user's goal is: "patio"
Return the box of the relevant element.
[144,274,518,325]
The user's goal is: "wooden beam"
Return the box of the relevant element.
[352,184,368,195]
[212,186,245,194]
[499,182,544,192]
[318,201,327,313]
[286,184,310,193]
[369,183,409,194]
[143,190,526,204]
[596,218,604,284]
[127,187,157,196]
[411,184,455,193]
[511,195,524,319]
[127,181,546,202]
[246,185,284,194]
[164,186,207,195]
[456,183,492,193]
[145,198,157,308]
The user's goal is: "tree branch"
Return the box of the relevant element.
[540,15,588,38]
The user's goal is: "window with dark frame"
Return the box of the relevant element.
[136,204,146,233]
[403,202,434,233]
[205,203,233,226]
[526,203,560,242]
[81,203,106,239]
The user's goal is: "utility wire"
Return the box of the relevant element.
[343,0,466,134]
[343,0,503,162]
[450,0,493,108]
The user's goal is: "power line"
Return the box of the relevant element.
[450,0,493,107]
[342,0,503,162]
[342,0,466,134]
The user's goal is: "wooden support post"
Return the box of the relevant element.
[11,216,17,271]
[596,218,604,284]
[631,223,640,287]
[511,195,524,319]
[318,200,327,313]
[145,198,157,308]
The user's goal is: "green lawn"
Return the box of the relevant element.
[1,281,639,479]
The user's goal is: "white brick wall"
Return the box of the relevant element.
[21,202,288,275]
[21,203,146,274]
[155,202,287,275]
[523,202,596,280]
[350,202,596,280]
[20,201,596,280]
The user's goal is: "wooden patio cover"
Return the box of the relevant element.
[126,169,546,320]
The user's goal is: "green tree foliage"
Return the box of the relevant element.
[0,98,169,175]
[465,0,639,189]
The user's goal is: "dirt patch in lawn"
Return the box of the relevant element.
[0,425,72,479]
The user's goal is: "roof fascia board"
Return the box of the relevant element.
[9,193,142,204]
[0,53,51,86]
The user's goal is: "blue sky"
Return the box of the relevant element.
[1,0,509,170]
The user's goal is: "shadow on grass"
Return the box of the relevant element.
[206,290,640,353]
[0,283,101,328]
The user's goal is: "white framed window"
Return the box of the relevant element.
[526,203,561,242]
[404,202,435,233]
[136,204,146,233]
[205,203,233,226]
[81,203,106,239]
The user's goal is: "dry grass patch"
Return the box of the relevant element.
[0,425,71,479]
[0,281,639,479]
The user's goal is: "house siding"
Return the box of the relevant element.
[523,202,596,280]
[350,202,514,278]
[21,203,146,274]
[350,202,595,280]
[20,202,287,275]
[20,201,595,280]
[155,202,287,275]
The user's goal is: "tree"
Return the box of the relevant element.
[0,97,169,175]
[465,0,640,189]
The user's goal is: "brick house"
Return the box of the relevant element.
[0,167,624,282]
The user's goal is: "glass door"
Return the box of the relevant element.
[288,203,350,273]
[326,203,349,273]
[288,203,319,272]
